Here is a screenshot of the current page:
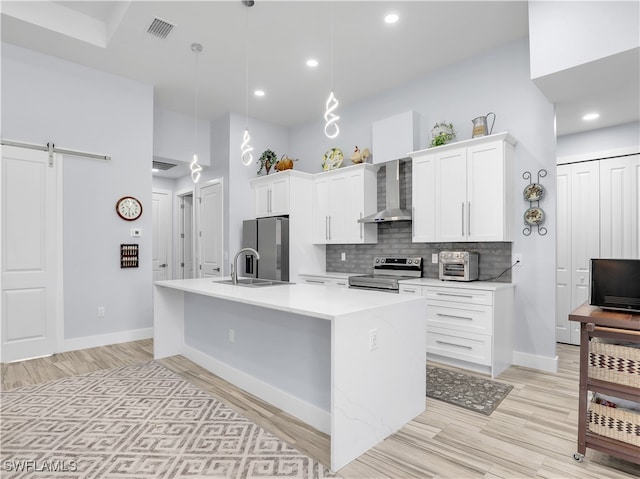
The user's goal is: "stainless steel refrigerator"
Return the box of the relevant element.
[241,217,289,281]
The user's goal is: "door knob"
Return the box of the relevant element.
[213,267,220,272]
[160,264,167,268]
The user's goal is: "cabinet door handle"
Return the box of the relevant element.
[436,312,473,321]
[435,292,474,299]
[468,201,471,237]
[336,282,346,286]
[436,340,472,350]
[402,288,417,293]
[412,206,415,238]
[325,216,329,240]
[269,189,273,212]
[306,279,326,284]
[461,202,465,236]
[328,215,332,240]
[360,212,363,239]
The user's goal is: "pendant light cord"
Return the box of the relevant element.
[323,1,340,139]
[194,50,199,153]
[240,2,254,166]
[190,43,203,182]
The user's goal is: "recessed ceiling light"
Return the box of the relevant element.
[582,112,600,121]
[306,58,319,68]
[384,12,399,24]
[254,89,265,97]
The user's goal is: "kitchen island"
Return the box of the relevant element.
[154,278,426,471]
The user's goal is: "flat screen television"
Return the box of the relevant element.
[590,258,640,313]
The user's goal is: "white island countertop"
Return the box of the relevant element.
[155,278,424,320]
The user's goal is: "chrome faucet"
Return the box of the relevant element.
[231,247,260,284]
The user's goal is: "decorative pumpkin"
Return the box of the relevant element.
[275,155,297,171]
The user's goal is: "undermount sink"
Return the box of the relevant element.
[214,278,290,287]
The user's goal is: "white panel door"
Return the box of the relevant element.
[600,155,639,259]
[199,181,223,277]
[555,165,572,344]
[178,193,195,279]
[2,146,58,362]
[571,161,600,313]
[152,190,171,281]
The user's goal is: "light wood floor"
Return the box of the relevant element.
[2,341,638,478]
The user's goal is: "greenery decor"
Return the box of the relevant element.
[429,122,456,147]
[257,149,278,175]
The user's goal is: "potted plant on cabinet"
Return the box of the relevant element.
[257,149,278,175]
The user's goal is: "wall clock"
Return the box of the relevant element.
[116,196,143,221]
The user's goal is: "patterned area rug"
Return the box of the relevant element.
[426,365,513,416]
[0,361,336,478]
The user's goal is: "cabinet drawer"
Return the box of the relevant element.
[424,286,493,305]
[427,328,491,366]
[426,300,492,334]
[299,276,348,288]
[399,284,423,295]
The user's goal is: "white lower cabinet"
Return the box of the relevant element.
[400,280,514,378]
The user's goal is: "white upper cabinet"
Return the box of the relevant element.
[312,163,379,244]
[410,132,516,243]
[251,172,292,218]
[411,153,436,242]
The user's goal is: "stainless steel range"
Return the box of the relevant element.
[349,256,422,293]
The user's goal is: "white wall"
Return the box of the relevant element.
[227,112,289,267]
[290,38,559,369]
[2,43,154,346]
[153,107,210,166]
[529,1,640,79]
[557,121,640,161]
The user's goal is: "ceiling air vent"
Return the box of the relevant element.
[147,18,174,39]
[152,160,177,171]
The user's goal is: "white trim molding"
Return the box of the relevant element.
[60,328,153,353]
[513,350,558,374]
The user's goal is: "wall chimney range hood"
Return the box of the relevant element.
[358,159,412,223]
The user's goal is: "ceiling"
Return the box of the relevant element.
[2,1,638,176]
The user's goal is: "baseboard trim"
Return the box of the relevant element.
[60,328,153,353]
[183,344,331,435]
[513,350,558,374]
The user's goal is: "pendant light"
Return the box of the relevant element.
[324,2,340,139]
[190,42,203,183]
[241,0,254,166]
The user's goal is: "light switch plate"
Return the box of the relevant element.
[432,253,438,264]
[131,228,142,237]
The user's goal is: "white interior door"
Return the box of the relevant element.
[178,193,195,279]
[199,181,223,277]
[1,145,58,362]
[555,165,572,344]
[152,190,171,281]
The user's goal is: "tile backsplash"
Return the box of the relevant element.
[326,161,513,282]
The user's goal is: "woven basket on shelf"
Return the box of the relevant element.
[589,341,640,388]
[588,401,640,446]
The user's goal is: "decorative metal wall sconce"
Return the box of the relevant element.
[522,169,547,236]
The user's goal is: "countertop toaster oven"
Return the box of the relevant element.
[439,251,479,281]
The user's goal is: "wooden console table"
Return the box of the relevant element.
[568,303,640,464]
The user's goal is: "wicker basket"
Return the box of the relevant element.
[589,341,640,388]
[588,401,640,446]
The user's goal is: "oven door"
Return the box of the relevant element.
[348,276,399,293]
[439,261,469,281]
